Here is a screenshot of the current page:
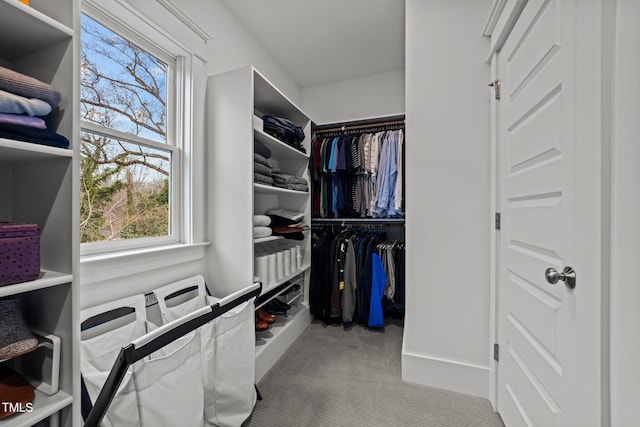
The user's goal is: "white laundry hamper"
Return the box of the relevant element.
[152,275,257,427]
[205,296,256,427]
[135,321,204,427]
[80,295,146,427]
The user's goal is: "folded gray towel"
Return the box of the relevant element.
[254,152,270,167]
[274,182,308,192]
[266,158,278,169]
[254,161,272,177]
[272,171,308,185]
[0,66,61,108]
[254,173,274,186]
[0,89,52,116]
[254,139,271,159]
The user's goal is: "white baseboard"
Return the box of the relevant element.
[402,350,490,398]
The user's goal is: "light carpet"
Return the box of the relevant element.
[244,318,504,427]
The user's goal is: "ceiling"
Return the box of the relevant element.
[222,0,405,88]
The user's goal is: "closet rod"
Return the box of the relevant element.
[83,282,262,427]
[312,218,405,224]
[314,120,405,135]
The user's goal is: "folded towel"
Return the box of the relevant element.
[254,139,271,159]
[0,113,46,129]
[254,152,270,167]
[253,215,271,227]
[0,66,61,108]
[272,171,308,185]
[266,158,278,169]
[254,173,274,186]
[0,89,52,116]
[266,209,305,226]
[254,161,272,177]
[274,182,308,192]
[253,226,272,239]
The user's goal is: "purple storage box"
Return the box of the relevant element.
[0,223,40,286]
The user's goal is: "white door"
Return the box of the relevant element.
[496,0,601,425]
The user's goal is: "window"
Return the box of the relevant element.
[80,13,180,252]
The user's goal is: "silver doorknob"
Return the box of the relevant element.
[545,266,576,289]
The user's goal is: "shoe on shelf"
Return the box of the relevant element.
[255,317,269,332]
[257,308,275,324]
[280,284,300,296]
[270,298,291,311]
[264,300,287,315]
[0,298,38,362]
[0,364,34,419]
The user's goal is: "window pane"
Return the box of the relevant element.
[80,131,171,243]
[81,14,167,143]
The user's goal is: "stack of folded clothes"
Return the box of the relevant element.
[0,66,68,149]
[266,208,309,240]
[262,115,306,154]
[271,170,308,192]
[253,214,272,239]
[254,139,273,186]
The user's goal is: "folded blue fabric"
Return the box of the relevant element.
[0,89,52,116]
[0,122,69,149]
[0,66,61,108]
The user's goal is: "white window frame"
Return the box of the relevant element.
[80,1,194,256]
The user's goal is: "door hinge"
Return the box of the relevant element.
[488,79,501,100]
[494,343,499,362]
[495,212,501,230]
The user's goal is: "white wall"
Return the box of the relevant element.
[610,0,640,424]
[300,69,405,124]
[177,0,301,105]
[403,0,491,398]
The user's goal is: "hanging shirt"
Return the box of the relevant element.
[394,130,404,214]
[341,237,357,328]
[368,252,386,328]
[319,138,329,217]
[368,133,380,216]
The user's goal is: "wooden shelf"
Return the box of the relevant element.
[253,183,308,196]
[0,389,73,427]
[0,0,73,61]
[0,270,72,298]
[0,138,73,162]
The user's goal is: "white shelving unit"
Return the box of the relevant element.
[207,66,312,382]
[253,183,309,196]
[0,0,78,425]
